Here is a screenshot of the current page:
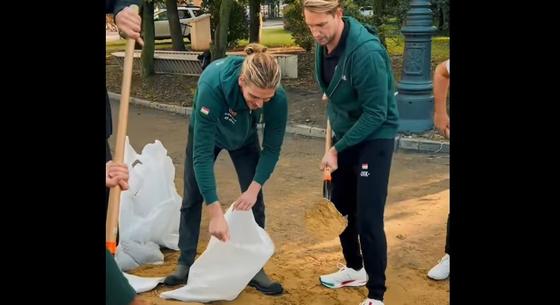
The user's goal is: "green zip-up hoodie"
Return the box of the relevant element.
[315,16,399,152]
[191,56,288,204]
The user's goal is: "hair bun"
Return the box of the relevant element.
[245,43,267,55]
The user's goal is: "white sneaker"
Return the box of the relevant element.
[320,263,368,288]
[359,298,384,305]
[427,254,450,280]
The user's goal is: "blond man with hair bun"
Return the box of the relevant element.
[164,44,287,296]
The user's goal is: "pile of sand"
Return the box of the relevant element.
[304,199,347,241]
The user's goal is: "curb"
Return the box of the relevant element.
[108,92,449,154]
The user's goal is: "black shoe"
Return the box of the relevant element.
[163,264,188,286]
[248,269,284,295]
[248,279,284,295]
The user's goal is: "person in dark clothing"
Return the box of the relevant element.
[105,0,143,210]
[164,44,287,296]
[303,1,399,304]
[105,2,144,305]
[427,59,450,281]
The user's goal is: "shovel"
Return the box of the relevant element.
[303,94,347,241]
[322,94,333,201]
[106,4,139,255]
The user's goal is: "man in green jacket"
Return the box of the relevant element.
[164,44,287,296]
[303,1,399,304]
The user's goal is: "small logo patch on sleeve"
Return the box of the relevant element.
[201,106,210,115]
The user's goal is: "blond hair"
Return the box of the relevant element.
[302,0,341,15]
[240,43,282,89]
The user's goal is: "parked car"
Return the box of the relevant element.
[154,5,201,40]
[359,6,374,17]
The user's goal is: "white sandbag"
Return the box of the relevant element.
[123,273,165,293]
[115,240,164,271]
[115,137,181,271]
[160,205,274,302]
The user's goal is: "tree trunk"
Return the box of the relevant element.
[210,0,233,61]
[249,0,261,42]
[142,0,155,77]
[166,0,187,51]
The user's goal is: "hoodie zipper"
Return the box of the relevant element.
[327,62,345,99]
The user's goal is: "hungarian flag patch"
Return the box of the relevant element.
[200,106,210,115]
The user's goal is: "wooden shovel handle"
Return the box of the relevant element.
[323,94,332,180]
[106,4,139,255]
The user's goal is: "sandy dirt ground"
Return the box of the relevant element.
[112,103,450,305]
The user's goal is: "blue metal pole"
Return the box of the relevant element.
[396,0,437,133]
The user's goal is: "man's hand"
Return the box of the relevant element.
[233,181,261,211]
[106,161,129,190]
[320,147,338,173]
[434,111,450,139]
[115,5,144,46]
[207,202,230,242]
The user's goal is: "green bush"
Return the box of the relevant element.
[341,0,375,26]
[283,0,315,51]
